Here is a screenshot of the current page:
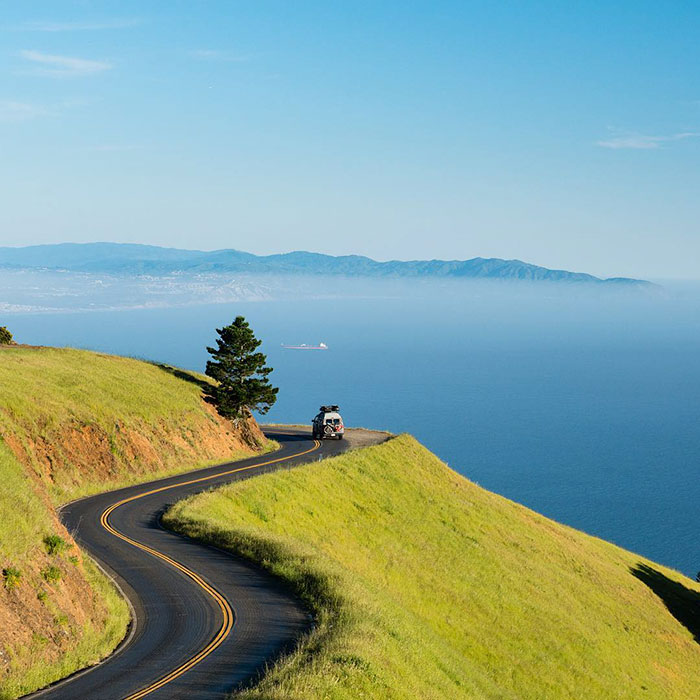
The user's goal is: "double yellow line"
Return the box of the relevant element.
[98,440,320,700]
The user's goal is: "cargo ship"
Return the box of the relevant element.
[281,342,328,350]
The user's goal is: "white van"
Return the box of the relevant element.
[312,405,345,440]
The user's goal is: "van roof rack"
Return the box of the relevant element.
[320,405,339,412]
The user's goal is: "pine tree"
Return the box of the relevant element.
[0,326,13,345]
[204,316,278,420]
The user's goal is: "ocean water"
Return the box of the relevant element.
[6,282,699,577]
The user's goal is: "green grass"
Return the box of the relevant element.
[40,566,62,585]
[0,442,53,563]
[43,535,69,557]
[165,435,700,700]
[2,569,21,592]
[0,348,206,433]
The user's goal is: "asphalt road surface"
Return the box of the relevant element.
[27,429,350,700]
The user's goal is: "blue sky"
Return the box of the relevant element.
[1,1,699,278]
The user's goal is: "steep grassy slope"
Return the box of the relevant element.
[0,346,265,503]
[165,435,700,700]
[0,346,266,698]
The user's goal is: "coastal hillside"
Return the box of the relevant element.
[166,435,700,700]
[0,346,265,699]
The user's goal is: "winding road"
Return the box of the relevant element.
[28,429,349,700]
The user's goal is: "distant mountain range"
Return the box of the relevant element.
[0,243,652,286]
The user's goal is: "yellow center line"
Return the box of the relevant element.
[96,439,320,700]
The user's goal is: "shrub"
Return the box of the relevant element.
[2,567,21,590]
[0,326,13,345]
[41,566,62,584]
[43,534,69,556]
[37,589,48,602]
[31,633,48,648]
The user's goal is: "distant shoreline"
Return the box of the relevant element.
[0,242,654,287]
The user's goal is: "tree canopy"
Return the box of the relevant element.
[204,316,278,419]
[0,326,13,345]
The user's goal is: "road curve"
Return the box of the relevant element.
[27,429,349,700]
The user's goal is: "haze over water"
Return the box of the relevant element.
[7,280,699,577]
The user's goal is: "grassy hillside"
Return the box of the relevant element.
[0,346,266,503]
[0,346,266,699]
[165,435,700,700]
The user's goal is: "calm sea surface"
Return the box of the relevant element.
[7,285,699,576]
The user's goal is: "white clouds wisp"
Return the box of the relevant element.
[16,19,142,32]
[92,145,140,152]
[0,101,48,122]
[597,131,699,150]
[189,49,251,62]
[19,50,112,77]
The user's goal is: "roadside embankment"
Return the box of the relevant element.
[0,346,266,699]
[165,434,700,700]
